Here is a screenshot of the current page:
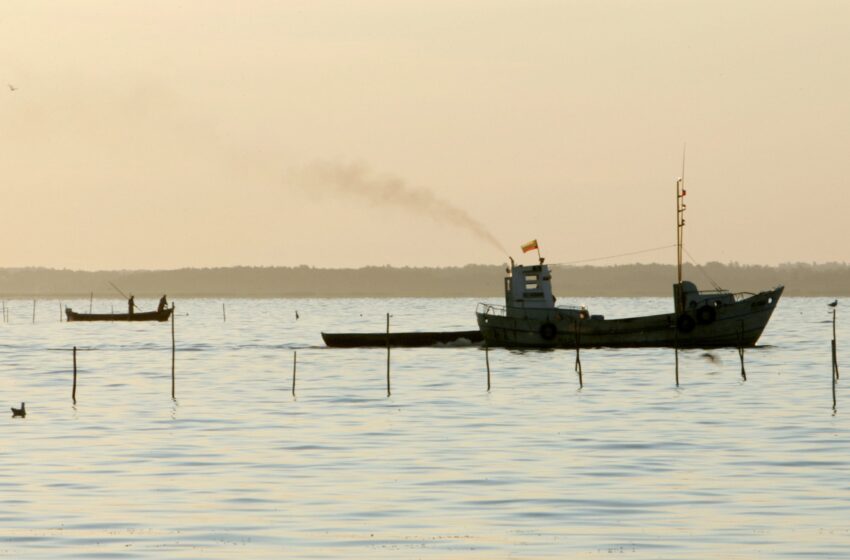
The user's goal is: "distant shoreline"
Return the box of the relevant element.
[2,263,848,298]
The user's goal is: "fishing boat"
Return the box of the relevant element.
[65,307,173,322]
[476,177,784,349]
[322,330,482,348]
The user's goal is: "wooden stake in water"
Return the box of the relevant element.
[574,319,583,387]
[72,346,77,403]
[171,304,176,399]
[674,327,680,387]
[386,313,391,397]
[834,341,839,382]
[833,304,839,380]
[223,303,227,322]
[292,351,297,397]
[32,300,36,324]
[89,292,93,314]
[485,341,491,391]
[832,340,838,411]
[59,302,63,322]
[738,321,746,381]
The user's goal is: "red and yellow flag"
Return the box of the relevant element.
[521,239,539,253]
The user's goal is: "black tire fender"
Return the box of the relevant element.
[696,305,717,325]
[676,313,696,333]
[539,322,558,341]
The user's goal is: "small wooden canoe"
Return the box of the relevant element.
[65,307,173,322]
[322,330,483,348]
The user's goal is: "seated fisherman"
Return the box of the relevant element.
[157,295,168,313]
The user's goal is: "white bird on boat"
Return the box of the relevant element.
[11,402,25,417]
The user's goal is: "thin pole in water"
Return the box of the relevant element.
[292,351,297,397]
[72,346,77,403]
[834,340,839,382]
[832,340,838,411]
[32,300,36,324]
[386,313,391,397]
[574,319,583,388]
[738,321,746,381]
[739,347,746,381]
[171,304,176,399]
[832,302,839,411]
[833,305,839,380]
[485,341,491,391]
[89,292,93,314]
[674,327,680,387]
[223,303,226,322]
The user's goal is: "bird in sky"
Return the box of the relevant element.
[7,84,17,92]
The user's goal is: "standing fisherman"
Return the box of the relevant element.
[128,295,135,316]
[158,295,168,313]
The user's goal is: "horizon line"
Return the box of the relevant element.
[1,261,849,273]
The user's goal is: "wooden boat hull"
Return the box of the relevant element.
[65,308,173,322]
[322,330,483,348]
[477,286,784,349]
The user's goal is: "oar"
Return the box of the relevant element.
[108,281,140,310]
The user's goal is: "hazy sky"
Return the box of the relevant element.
[2,1,848,270]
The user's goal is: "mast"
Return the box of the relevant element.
[676,148,686,285]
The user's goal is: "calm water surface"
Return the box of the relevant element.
[0,297,847,558]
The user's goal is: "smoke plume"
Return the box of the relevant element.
[288,161,508,255]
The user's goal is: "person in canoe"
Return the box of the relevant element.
[128,295,135,316]
[157,295,168,313]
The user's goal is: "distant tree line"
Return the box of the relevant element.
[0,262,847,298]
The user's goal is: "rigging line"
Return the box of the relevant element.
[683,248,724,291]
[552,244,677,266]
